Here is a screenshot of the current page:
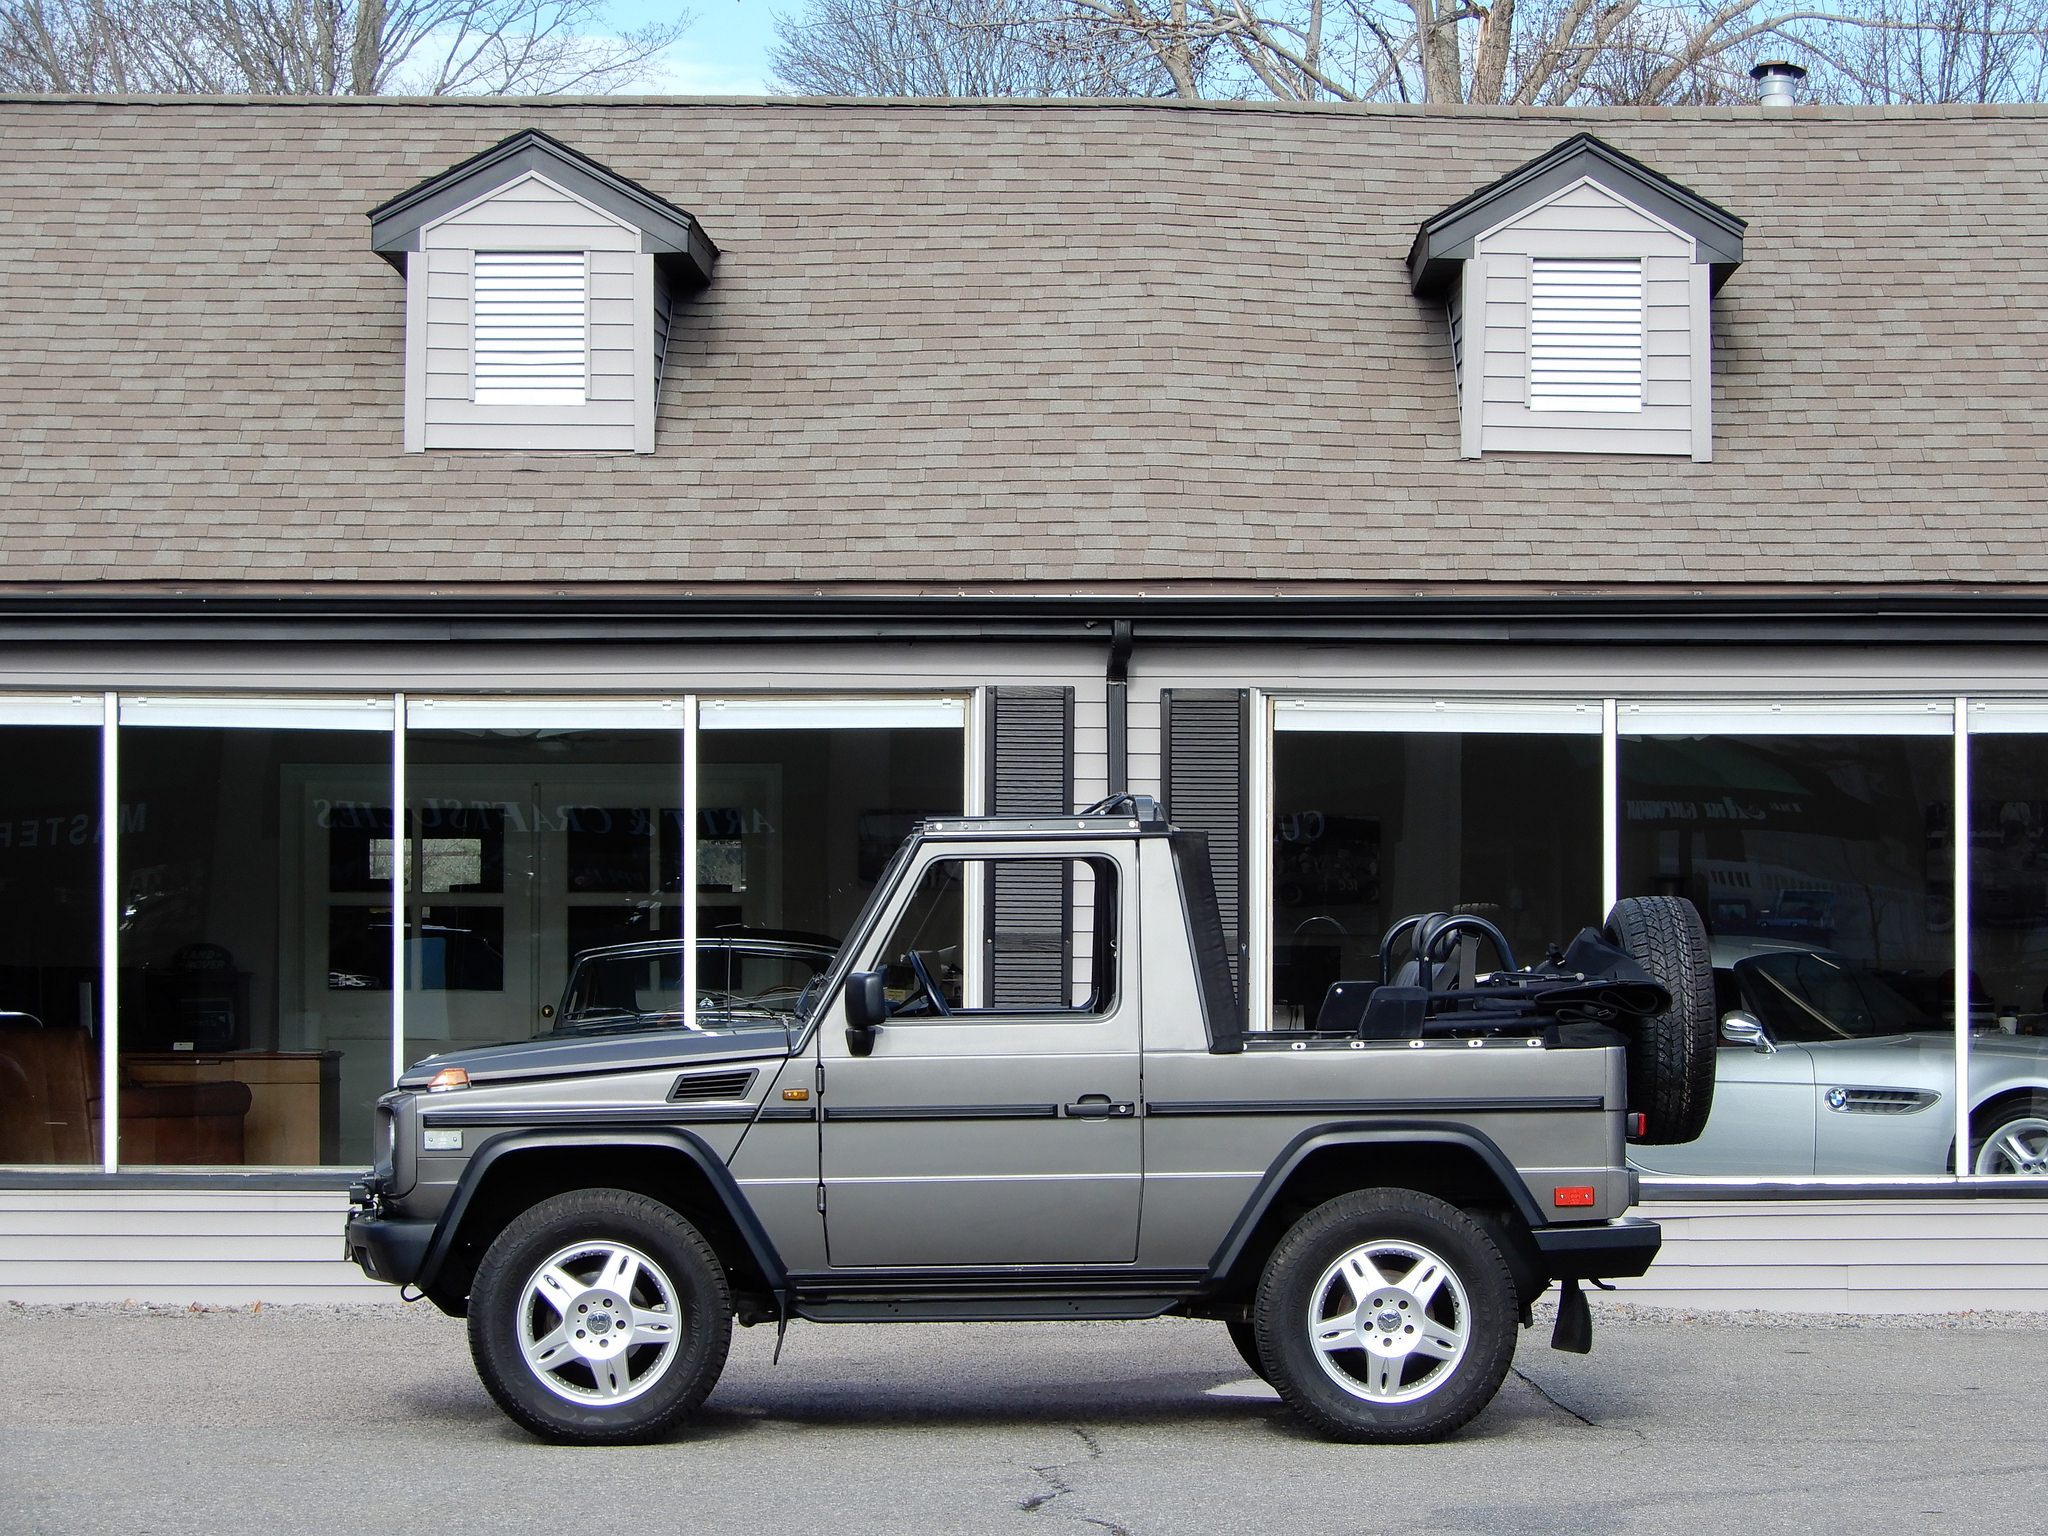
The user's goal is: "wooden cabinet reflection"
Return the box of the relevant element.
[121,1051,341,1165]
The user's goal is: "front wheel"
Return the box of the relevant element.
[1973,1095,2048,1175]
[1253,1189,1516,1443]
[468,1188,732,1444]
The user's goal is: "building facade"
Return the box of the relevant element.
[5,94,2048,1307]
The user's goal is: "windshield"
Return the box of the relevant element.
[554,944,832,1035]
[1733,951,1943,1042]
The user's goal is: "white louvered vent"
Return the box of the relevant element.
[472,252,588,406]
[1529,258,1643,411]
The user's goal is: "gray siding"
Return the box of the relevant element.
[1468,179,1706,461]
[0,1189,390,1303]
[414,173,650,454]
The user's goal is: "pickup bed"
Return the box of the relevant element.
[347,798,1688,1445]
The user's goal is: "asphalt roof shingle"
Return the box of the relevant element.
[1,96,2043,589]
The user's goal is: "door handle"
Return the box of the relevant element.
[1064,1094,1135,1120]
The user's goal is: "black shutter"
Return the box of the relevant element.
[1163,689,1250,1000]
[987,688,1074,1008]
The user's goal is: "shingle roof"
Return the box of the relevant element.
[1,96,2043,590]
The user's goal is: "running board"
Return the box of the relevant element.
[793,1294,1182,1323]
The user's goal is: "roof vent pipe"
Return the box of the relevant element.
[1750,60,1807,106]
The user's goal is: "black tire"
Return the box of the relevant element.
[1252,1189,1516,1444]
[1605,895,1717,1145]
[1224,1319,1270,1383]
[468,1188,732,1444]
[1970,1093,2048,1175]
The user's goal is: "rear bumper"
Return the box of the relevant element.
[344,1213,435,1287]
[1532,1217,1661,1281]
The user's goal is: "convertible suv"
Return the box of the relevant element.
[346,799,1712,1445]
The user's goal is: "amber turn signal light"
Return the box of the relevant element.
[782,1088,810,1101]
[427,1067,470,1093]
[1553,1186,1596,1208]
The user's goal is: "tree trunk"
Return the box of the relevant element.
[1470,0,1514,103]
[351,0,384,94]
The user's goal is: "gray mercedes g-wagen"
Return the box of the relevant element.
[346,797,1713,1445]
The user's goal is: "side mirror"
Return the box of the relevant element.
[1721,1011,1774,1054]
[844,971,888,1056]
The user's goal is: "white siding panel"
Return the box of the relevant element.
[0,1189,392,1304]
[1619,1199,2048,1312]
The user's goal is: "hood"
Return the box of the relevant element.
[397,1022,793,1088]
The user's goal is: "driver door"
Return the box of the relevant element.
[819,845,1141,1268]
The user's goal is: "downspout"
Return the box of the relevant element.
[1105,619,1134,797]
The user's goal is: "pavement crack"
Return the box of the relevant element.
[1513,1367,1598,1428]
[1017,1426,1124,1532]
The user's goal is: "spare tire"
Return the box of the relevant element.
[1603,896,1716,1145]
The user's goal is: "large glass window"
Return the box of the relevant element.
[403,705,683,1063]
[1961,714,2048,1176]
[116,700,392,1166]
[1270,701,1602,1030]
[1618,705,1958,1178]
[697,702,966,948]
[0,707,104,1164]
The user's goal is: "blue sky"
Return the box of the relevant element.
[611,0,785,93]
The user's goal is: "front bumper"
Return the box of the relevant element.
[345,1213,436,1287]
[1532,1217,1661,1281]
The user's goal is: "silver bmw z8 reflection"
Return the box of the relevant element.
[1630,945,2048,1178]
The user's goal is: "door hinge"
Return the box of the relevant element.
[815,1183,826,1214]
[815,1063,825,1098]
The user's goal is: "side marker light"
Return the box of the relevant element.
[782,1088,810,1101]
[1554,1186,1597,1208]
[1626,1112,1648,1138]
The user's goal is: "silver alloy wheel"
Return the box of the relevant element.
[518,1240,680,1406]
[1307,1238,1470,1404]
[1976,1117,2048,1175]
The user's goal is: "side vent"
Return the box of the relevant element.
[668,1068,758,1103]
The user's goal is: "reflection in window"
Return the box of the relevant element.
[0,726,102,1165]
[1271,732,1601,1029]
[1620,734,1952,983]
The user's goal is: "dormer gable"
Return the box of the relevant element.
[367,131,717,455]
[1410,135,1745,462]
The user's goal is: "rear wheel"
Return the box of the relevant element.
[468,1188,732,1444]
[1253,1189,1516,1443]
[1605,895,1717,1144]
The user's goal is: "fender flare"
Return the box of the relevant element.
[415,1126,789,1298]
[1202,1120,1548,1284]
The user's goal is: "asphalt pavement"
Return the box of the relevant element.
[0,1298,2037,1535]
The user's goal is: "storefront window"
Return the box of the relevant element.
[116,700,393,1166]
[1961,721,2048,1175]
[403,705,684,1065]
[1619,706,1959,1177]
[0,709,104,1164]
[697,702,966,947]
[1270,701,1602,1029]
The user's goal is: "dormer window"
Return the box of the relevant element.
[368,131,716,454]
[1410,135,1744,461]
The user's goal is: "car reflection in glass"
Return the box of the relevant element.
[1630,943,2048,1179]
[548,932,838,1037]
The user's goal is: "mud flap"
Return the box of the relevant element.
[1550,1278,1592,1354]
